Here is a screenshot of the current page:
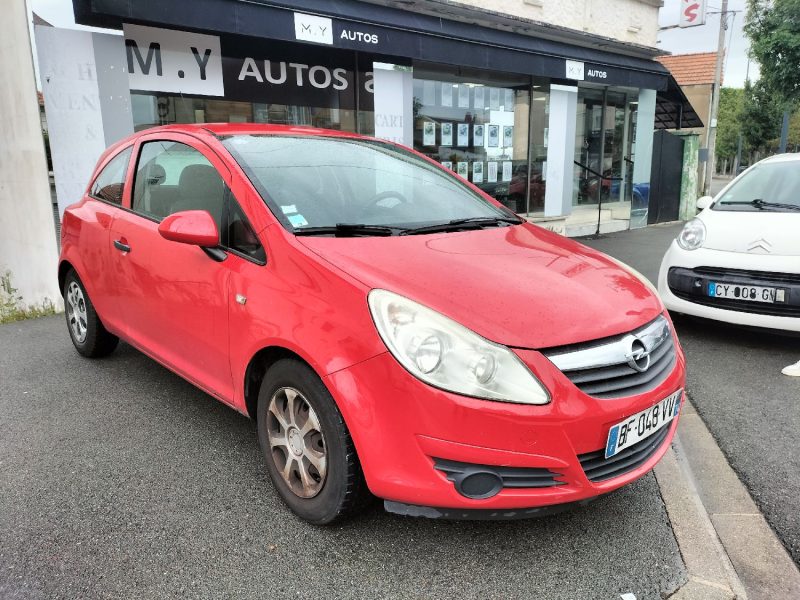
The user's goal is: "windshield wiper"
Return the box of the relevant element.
[399,216,522,236]
[722,198,800,211]
[293,223,402,237]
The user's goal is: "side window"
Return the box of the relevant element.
[90,147,132,205]
[225,199,266,264]
[132,140,226,230]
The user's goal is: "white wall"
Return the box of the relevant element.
[0,2,62,311]
[450,0,661,47]
[35,27,133,216]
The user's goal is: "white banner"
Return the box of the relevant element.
[373,63,413,147]
[123,24,224,96]
[679,0,707,28]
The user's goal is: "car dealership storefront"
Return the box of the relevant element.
[45,0,697,234]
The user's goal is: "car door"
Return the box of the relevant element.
[109,133,235,402]
[74,145,134,335]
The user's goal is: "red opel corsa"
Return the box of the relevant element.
[59,124,685,524]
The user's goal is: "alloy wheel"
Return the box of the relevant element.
[66,281,88,344]
[266,387,327,498]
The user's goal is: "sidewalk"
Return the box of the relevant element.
[581,224,800,599]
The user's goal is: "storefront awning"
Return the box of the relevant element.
[655,76,704,130]
[73,0,673,92]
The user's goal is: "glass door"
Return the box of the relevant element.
[573,87,638,222]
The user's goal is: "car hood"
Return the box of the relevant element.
[299,223,662,349]
[700,209,800,256]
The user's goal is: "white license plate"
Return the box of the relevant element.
[605,390,682,459]
[709,282,781,303]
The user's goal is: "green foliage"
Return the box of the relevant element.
[715,88,744,160]
[745,0,800,105]
[741,79,783,152]
[0,271,57,324]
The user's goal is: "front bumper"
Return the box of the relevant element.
[324,337,685,513]
[658,241,800,332]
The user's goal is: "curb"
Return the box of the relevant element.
[655,399,800,599]
[654,443,744,599]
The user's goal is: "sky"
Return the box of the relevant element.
[657,0,757,87]
[29,0,756,88]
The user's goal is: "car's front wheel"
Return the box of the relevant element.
[256,358,370,524]
[63,270,119,358]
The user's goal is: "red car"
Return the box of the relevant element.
[59,124,685,524]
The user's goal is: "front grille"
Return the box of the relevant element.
[671,290,800,318]
[578,423,671,482]
[668,266,800,318]
[544,316,677,399]
[433,458,564,491]
[692,266,800,286]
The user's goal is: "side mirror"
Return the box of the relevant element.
[696,196,713,212]
[158,210,219,247]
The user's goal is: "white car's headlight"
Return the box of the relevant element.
[677,218,706,251]
[368,289,550,405]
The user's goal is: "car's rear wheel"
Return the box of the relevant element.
[63,270,119,358]
[256,358,370,524]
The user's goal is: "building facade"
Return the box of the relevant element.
[38,0,697,240]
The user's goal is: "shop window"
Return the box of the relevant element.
[90,147,132,205]
[411,64,545,213]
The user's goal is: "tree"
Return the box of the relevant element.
[715,87,744,161]
[745,0,800,106]
[740,79,782,152]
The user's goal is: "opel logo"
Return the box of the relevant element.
[625,338,651,373]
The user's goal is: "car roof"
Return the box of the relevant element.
[141,123,369,140]
[760,152,800,164]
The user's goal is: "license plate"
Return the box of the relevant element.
[708,281,781,303]
[605,390,682,459]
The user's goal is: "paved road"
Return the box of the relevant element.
[1,317,685,599]
[582,223,800,566]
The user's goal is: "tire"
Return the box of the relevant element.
[256,358,370,524]
[63,270,119,358]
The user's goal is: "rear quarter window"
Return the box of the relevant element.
[90,147,133,205]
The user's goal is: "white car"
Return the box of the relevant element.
[658,153,800,333]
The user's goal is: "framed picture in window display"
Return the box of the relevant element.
[441,83,453,107]
[504,89,514,111]
[472,161,484,183]
[489,87,500,110]
[487,161,498,183]
[457,123,469,147]
[441,123,453,146]
[474,124,484,146]
[458,85,470,108]
[474,86,485,109]
[457,162,469,178]
[423,121,436,146]
[441,161,453,170]
[488,125,499,148]
[503,126,514,148]
[502,161,513,182]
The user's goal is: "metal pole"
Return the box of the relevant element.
[779,110,790,153]
[703,0,728,195]
[596,87,608,236]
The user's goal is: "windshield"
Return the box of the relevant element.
[221,134,514,232]
[714,160,800,211]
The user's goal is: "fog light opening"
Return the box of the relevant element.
[456,471,504,499]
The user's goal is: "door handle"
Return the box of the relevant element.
[113,239,131,253]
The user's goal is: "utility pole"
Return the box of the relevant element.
[779,110,790,153]
[733,57,750,174]
[703,0,729,195]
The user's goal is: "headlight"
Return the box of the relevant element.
[677,218,706,251]
[368,289,550,405]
